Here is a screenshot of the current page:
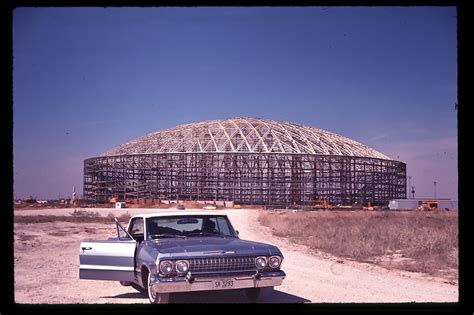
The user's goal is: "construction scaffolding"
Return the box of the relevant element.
[84,153,406,206]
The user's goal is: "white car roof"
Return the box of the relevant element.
[131,211,229,219]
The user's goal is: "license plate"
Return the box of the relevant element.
[213,279,234,289]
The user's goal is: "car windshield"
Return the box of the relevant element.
[146,215,236,240]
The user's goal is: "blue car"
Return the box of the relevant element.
[79,212,286,303]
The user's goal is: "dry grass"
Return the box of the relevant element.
[126,202,171,209]
[14,212,131,224]
[259,210,458,278]
[182,201,204,208]
[70,209,101,217]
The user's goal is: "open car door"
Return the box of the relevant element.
[79,218,137,281]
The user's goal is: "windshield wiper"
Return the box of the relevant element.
[187,232,226,238]
[149,234,187,239]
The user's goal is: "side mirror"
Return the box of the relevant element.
[235,230,239,236]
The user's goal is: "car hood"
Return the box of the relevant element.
[152,237,282,258]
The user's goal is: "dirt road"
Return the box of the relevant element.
[14,208,458,303]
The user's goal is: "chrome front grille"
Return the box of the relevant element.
[188,256,255,274]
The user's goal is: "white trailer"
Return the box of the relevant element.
[115,202,126,209]
[388,199,420,210]
[389,199,458,211]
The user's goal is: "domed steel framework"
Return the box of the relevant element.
[84,117,406,206]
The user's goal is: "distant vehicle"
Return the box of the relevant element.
[79,212,286,303]
[115,202,126,209]
[351,202,363,210]
[176,204,185,210]
[203,205,216,210]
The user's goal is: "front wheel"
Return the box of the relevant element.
[131,283,146,293]
[148,272,170,304]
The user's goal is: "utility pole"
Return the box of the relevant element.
[72,186,77,204]
[408,176,412,199]
[434,181,437,199]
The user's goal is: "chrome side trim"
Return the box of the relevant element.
[80,264,134,271]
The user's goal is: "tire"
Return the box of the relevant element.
[147,272,170,304]
[131,283,146,293]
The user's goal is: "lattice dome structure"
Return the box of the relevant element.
[84,117,406,206]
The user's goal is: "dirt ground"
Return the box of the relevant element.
[14,208,458,303]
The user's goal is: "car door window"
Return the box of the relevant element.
[116,221,133,241]
[129,218,144,242]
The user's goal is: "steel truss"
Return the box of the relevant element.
[84,153,406,206]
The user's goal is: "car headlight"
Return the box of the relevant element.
[175,260,190,273]
[159,260,174,275]
[269,256,282,269]
[255,256,267,269]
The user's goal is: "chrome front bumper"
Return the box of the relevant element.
[151,271,286,294]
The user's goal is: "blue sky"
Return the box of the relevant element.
[13,7,457,200]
